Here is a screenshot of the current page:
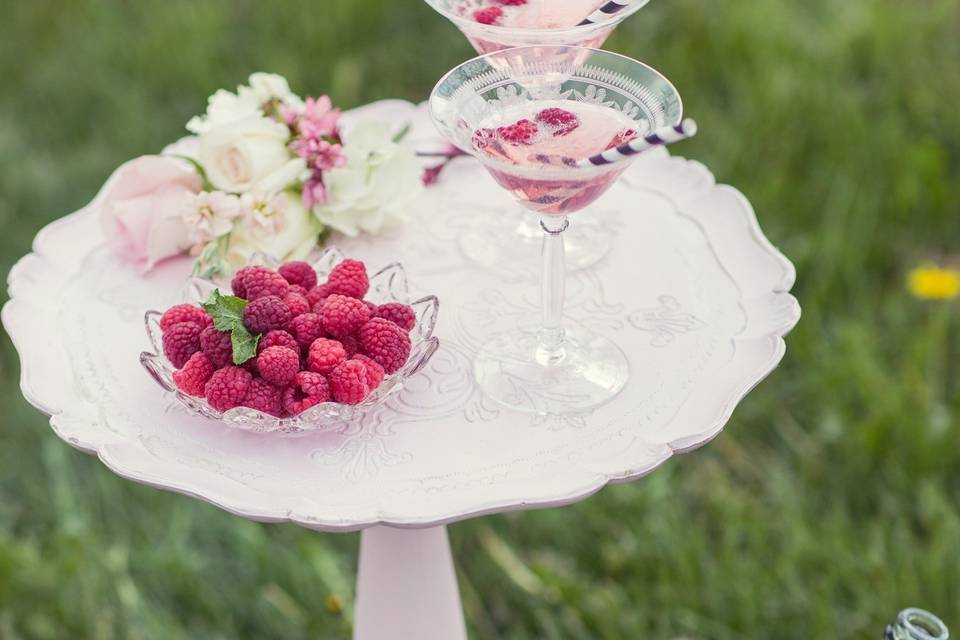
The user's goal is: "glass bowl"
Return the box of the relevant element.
[140,247,440,434]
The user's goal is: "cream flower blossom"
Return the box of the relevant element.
[313,120,423,237]
[186,89,261,135]
[181,190,244,247]
[227,191,320,268]
[240,72,304,110]
[240,191,288,236]
[187,72,303,134]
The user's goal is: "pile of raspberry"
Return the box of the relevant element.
[159,259,416,418]
[472,0,528,26]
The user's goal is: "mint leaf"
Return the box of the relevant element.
[202,289,259,364]
[202,289,248,332]
[230,324,260,365]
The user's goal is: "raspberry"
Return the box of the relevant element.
[359,318,411,374]
[172,352,214,396]
[606,129,638,150]
[329,360,370,405]
[536,108,580,136]
[283,371,331,415]
[473,6,503,24]
[163,321,203,368]
[340,334,359,357]
[497,119,538,145]
[289,313,325,349]
[307,338,347,375]
[374,302,416,332]
[204,366,252,412]
[326,259,370,299]
[284,291,311,318]
[472,128,496,150]
[160,304,210,332]
[306,283,336,308]
[243,295,292,334]
[353,354,385,390]
[363,300,378,314]
[495,0,527,4]
[321,294,372,338]
[257,345,300,387]
[257,329,299,355]
[278,261,318,290]
[200,326,233,368]
[239,378,283,417]
[289,284,309,297]
[243,266,289,301]
[231,266,256,298]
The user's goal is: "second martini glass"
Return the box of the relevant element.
[424,0,655,274]
[430,46,684,414]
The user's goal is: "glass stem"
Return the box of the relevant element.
[538,215,569,366]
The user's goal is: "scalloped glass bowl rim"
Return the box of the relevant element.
[139,247,440,434]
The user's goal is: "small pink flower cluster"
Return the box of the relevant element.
[283,96,348,209]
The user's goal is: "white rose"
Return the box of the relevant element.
[226,191,320,269]
[314,120,424,237]
[186,88,261,134]
[198,115,306,193]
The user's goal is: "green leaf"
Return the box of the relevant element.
[230,324,260,365]
[169,154,216,192]
[201,289,261,364]
[201,289,248,332]
[391,122,411,143]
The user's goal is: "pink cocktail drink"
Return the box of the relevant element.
[424,0,652,54]
[471,101,638,214]
[455,0,607,29]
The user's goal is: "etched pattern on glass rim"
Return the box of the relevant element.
[447,60,672,146]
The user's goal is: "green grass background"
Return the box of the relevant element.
[1,0,959,638]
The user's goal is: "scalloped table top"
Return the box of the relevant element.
[3,100,799,531]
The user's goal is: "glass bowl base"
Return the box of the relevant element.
[473,326,629,415]
[458,212,614,278]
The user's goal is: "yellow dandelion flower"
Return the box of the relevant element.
[908,265,960,300]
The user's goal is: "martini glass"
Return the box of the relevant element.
[423,0,652,54]
[424,0,654,274]
[430,46,683,414]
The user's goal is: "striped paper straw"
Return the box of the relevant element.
[578,0,637,26]
[577,119,698,168]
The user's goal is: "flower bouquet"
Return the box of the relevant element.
[98,73,423,275]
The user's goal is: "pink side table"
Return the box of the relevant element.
[3,101,798,639]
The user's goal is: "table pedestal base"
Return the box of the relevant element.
[354,525,467,640]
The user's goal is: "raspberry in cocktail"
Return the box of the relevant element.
[430,46,686,415]
[471,101,639,214]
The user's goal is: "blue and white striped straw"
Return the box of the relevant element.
[577,119,698,168]
[578,0,637,26]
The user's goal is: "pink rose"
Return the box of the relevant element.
[97,156,202,272]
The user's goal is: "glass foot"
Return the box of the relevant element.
[459,212,614,277]
[473,326,629,415]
